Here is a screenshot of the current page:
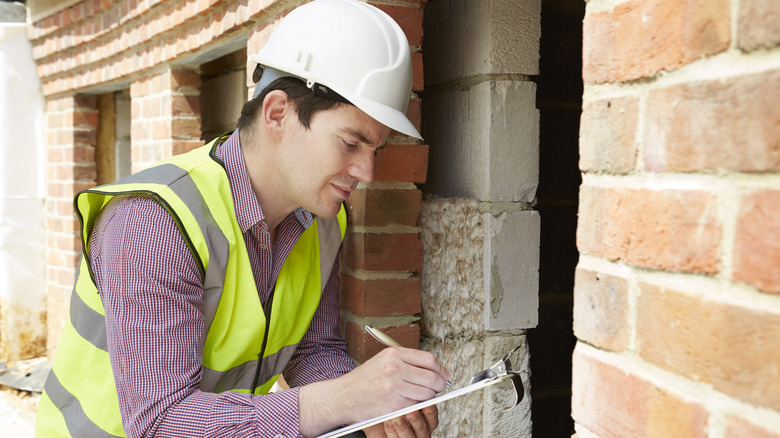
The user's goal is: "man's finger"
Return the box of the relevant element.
[421,405,439,431]
[384,417,407,438]
[404,410,431,437]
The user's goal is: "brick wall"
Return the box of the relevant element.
[575,0,780,437]
[130,68,202,171]
[44,95,97,352]
[29,0,428,373]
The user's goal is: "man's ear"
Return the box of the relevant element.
[261,90,291,140]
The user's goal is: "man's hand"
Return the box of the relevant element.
[364,405,440,438]
[298,347,450,437]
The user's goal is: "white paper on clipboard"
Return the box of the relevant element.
[316,374,515,438]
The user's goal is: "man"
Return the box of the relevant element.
[35,1,450,437]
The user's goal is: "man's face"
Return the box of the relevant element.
[274,103,390,218]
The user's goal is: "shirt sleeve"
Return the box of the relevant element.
[90,195,304,438]
[283,253,356,387]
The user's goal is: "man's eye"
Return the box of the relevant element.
[345,142,359,150]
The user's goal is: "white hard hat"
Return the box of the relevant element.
[250,0,421,139]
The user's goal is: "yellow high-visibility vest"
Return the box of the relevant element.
[36,135,347,437]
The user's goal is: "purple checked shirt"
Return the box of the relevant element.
[88,130,355,437]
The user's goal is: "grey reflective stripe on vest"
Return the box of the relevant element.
[200,344,298,393]
[44,372,123,438]
[70,286,108,352]
[317,215,343,293]
[121,163,230,333]
[162,166,230,334]
[69,261,108,352]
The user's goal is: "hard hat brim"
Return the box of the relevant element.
[334,85,423,140]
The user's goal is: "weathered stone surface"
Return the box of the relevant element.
[420,197,485,340]
[421,334,531,438]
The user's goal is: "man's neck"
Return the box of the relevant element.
[238,128,296,237]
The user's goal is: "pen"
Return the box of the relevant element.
[365,325,452,387]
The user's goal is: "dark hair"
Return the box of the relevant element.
[237,76,345,133]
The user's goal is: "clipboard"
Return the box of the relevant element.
[316,374,516,438]
[317,342,525,438]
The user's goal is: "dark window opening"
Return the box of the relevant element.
[200,50,247,143]
[529,0,585,436]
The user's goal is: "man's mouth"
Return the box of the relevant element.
[332,184,352,199]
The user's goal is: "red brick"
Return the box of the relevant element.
[372,4,423,47]
[50,234,81,253]
[405,98,421,135]
[733,190,780,294]
[150,72,166,94]
[48,249,81,271]
[139,143,163,163]
[152,119,172,139]
[645,70,780,173]
[579,96,639,174]
[411,51,423,92]
[131,77,151,98]
[73,94,96,110]
[47,216,80,234]
[131,122,150,141]
[583,0,730,84]
[171,117,202,139]
[142,98,161,118]
[726,418,780,438]
[374,144,428,183]
[53,266,78,287]
[340,275,421,316]
[637,283,780,410]
[573,268,630,352]
[170,69,201,90]
[170,94,201,117]
[572,349,709,438]
[738,0,780,51]
[171,140,204,156]
[61,8,72,27]
[346,188,422,227]
[345,321,420,362]
[84,0,95,18]
[344,232,423,272]
[74,163,97,182]
[47,182,65,198]
[70,4,83,24]
[577,186,721,273]
[52,199,76,217]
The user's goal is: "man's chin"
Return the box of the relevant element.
[309,202,342,219]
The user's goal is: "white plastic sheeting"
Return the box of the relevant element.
[0,23,47,361]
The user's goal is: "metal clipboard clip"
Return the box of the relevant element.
[468,343,526,410]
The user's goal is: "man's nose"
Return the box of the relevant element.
[349,150,375,183]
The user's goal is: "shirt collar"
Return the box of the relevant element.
[214,130,314,233]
